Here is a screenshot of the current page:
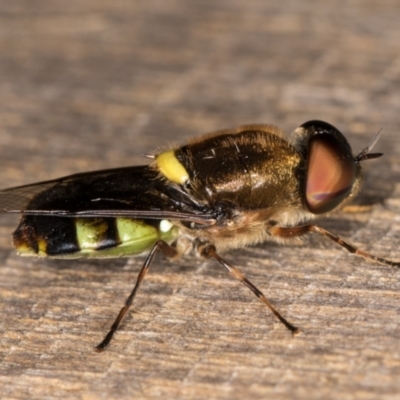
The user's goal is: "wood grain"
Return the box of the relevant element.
[1,1,400,399]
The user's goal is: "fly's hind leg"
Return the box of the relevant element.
[96,240,179,352]
[198,242,300,335]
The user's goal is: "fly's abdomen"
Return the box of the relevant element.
[13,216,178,258]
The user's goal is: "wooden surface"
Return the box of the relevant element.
[1,1,400,399]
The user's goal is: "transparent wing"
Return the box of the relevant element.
[0,181,59,213]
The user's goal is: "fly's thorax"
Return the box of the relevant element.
[12,216,179,258]
[155,126,305,211]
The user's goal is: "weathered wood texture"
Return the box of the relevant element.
[1,1,400,399]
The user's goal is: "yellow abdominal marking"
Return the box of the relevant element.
[38,239,47,255]
[155,150,189,185]
[76,218,109,250]
[116,218,158,243]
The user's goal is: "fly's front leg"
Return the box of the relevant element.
[269,224,400,268]
[96,240,179,352]
[197,242,299,335]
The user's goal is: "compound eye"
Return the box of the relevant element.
[305,134,356,214]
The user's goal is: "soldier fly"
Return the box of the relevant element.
[0,120,397,351]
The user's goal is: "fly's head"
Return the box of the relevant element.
[291,120,383,216]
